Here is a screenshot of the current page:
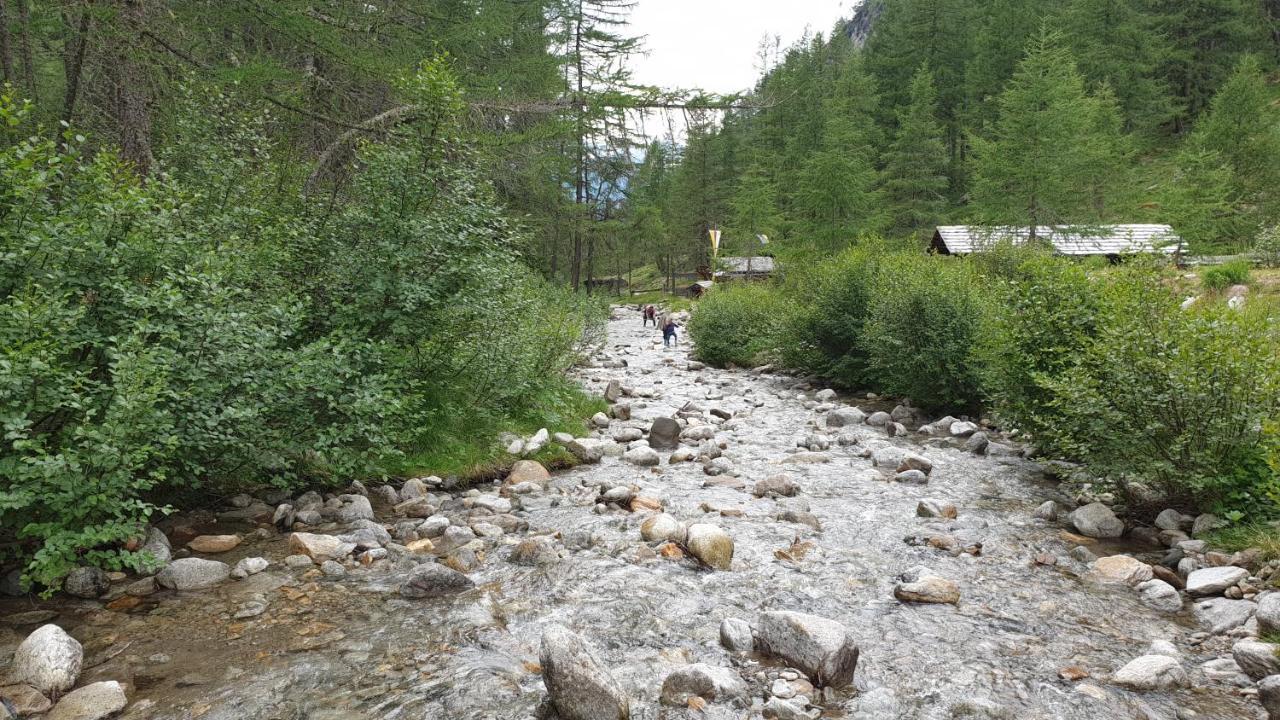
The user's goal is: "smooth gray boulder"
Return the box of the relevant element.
[754,611,859,688]
[140,527,172,570]
[826,407,865,428]
[156,558,231,591]
[45,681,128,720]
[1112,655,1188,691]
[648,417,681,450]
[400,563,475,599]
[1259,593,1280,635]
[719,618,753,653]
[61,567,109,599]
[1068,502,1124,538]
[1186,566,1248,597]
[539,625,630,720]
[1233,640,1280,680]
[335,494,375,523]
[1136,579,1182,613]
[12,624,83,694]
[659,663,748,707]
[1260,675,1280,720]
[1194,597,1256,635]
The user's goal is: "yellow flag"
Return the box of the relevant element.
[708,228,721,254]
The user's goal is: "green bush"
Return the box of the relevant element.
[862,255,989,412]
[1253,225,1280,269]
[1201,260,1252,291]
[688,284,790,368]
[1037,270,1280,515]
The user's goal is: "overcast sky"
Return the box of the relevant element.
[626,0,854,139]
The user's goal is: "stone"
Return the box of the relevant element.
[523,428,550,455]
[894,469,929,484]
[540,625,630,720]
[420,515,450,538]
[1031,501,1058,521]
[1258,593,1280,635]
[510,537,561,566]
[392,497,437,520]
[685,524,733,570]
[648,417,681,450]
[230,557,269,579]
[568,438,606,464]
[62,567,109,599]
[1192,513,1224,537]
[754,474,800,498]
[762,697,811,720]
[866,411,892,427]
[963,432,989,454]
[1259,675,1280,719]
[472,495,512,514]
[778,509,823,531]
[604,380,623,403]
[1136,580,1182,612]
[400,563,475,598]
[1154,509,1190,532]
[1194,597,1256,634]
[1233,640,1280,680]
[188,534,241,553]
[623,447,661,467]
[289,532,356,562]
[45,681,128,720]
[156,558,231,591]
[1068,502,1124,538]
[284,554,313,568]
[1112,655,1188,691]
[320,560,346,577]
[13,625,83,696]
[640,514,686,544]
[335,494,375,523]
[659,663,748,707]
[949,421,978,437]
[140,527,172,569]
[1151,564,1184,590]
[1089,556,1153,586]
[916,499,957,519]
[1,568,25,596]
[505,460,551,489]
[894,575,960,604]
[754,611,859,688]
[1186,566,1248,597]
[896,452,933,474]
[826,407,866,428]
[720,618,754,653]
[272,503,295,529]
[0,684,50,716]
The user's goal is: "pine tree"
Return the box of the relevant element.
[880,67,948,243]
[969,28,1129,237]
[729,163,783,252]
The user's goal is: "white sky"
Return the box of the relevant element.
[626,0,853,140]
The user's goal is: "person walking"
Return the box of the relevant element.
[643,305,656,327]
[662,318,678,347]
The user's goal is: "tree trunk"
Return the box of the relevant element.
[15,0,36,103]
[113,0,152,176]
[0,0,14,85]
[58,2,92,144]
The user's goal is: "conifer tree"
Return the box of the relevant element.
[880,67,948,243]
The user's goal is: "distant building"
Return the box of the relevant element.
[714,256,776,281]
[685,280,714,299]
[930,225,1182,259]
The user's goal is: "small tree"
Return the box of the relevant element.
[881,66,949,244]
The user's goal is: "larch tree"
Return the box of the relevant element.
[880,66,948,244]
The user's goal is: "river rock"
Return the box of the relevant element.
[754,474,800,498]
[1259,675,1280,719]
[44,681,127,720]
[778,509,823,531]
[916,499,956,519]
[62,567,109,599]
[1233,640,1280,680]
[894,469,929,484]
[188,534,241,554]
[826,407,866,428]
[754,611,859,688]
[289,533,356,562]
[866,411,891,427]
[963,432,989,454]
[399,477,428,501]
[140,527,172,569]
[540,625,630,720]
[1089,556,1153,586]
[641,514,685,544]
[648,417,681,450]
[0,684,51,715]
[156,558,231,590]
[1032,501,1058,521]
[685,524,733,570]
[613,427,644,443]
[1258,593,1280,634]
[1186,566,1248,597]
[1112,655,1188,691]
[400,563,475,598]
[949,421,978,437]
[623,447,661,467]
[720,618,754,653]
[472,495,511,514]
[1194,597,1256,634]
[12,625,82,695]
[894,575,960,604]
[334,494,375,523]
[1068,503,1124,539]
[659,663,748,707]
[1136,580,1182,612]
[896,452,933,474]
[1192,513,1224,537]
[231,557,269,579]
[510,537,561,566]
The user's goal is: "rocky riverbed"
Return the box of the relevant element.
[0,306,1273,719]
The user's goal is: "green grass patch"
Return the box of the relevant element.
[1203,522,1280,561]
[627,291,694,313]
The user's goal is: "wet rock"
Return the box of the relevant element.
[188,534,241,554]
[1154,509,1191,532]
[1068,502,1124,539]
[12,625,82,694]
[641,514,686,544]
[272,503,295,529]
[1,568,25,596]
[623,447,661,467]
[320,560,346,577]
[826,407,865,428]
[524,428,550,455]
[894,469,929,484]
[62,567,109,599]
[963,432,989,454]
[1186,566,1248,597]
[294,509,323,525]
[659,663,748,707]
[400,563,475,598]
[685,524,733,570]
[785,452,830,464]
[289,533,356,562]
[510,537,561,566]
[1151,564,1185,590]
[1232,640,1280,680]
[1032,501,1058,521]
[540,625,631,720]
[871,446,906,469]
[681,425,716,442]
[949,421,978,437]
[604,380,623,403]
[45,681,127,720]
[916,499,956,519]
[406,538,436,554]
[472,495,512,514]
[1257,593,1280,635]
[1194,597,1256,634]
[720,618,754,653]
[778,509,823,531]
[866,411,891,427]
[613,427,644,443]
[648,417,681,450]
[896,452,933,474]
[894,574,960,604]
[762,697,813,720]
[1136,580,1182,612]
[399,477,429,501]
[284,554,313,568]
[140,527,172,569]
[334,494,375,523]
[156,558,231,591]
[601,486,634,505]
[231,557,269,579]
[1112,655,1188,691]
[754,611,859,688]
[1191,513,1224,537]
[1259,675,1280,719]
[420,515,450,538]
[1089,555,1153,586]
[0,684,51,716]
[754,474,800,498]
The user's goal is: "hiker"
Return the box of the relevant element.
[663,318,678,347]
[643,304,656,327]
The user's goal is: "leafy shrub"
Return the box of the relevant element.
[1253,225,1280,269]
[1201,260,1252,291]
[862,255,989,412]
[1038,270,1280,515]
[688,284,790,368]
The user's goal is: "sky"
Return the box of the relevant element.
[626,0,854,139]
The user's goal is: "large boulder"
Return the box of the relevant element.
[12,625,82,694]
[659,663,748,707]
[755,611,858,688]
[1185,566,1248,597]
[648,417,681,450]
[1089,556,1153,586]
[1068,503,1124,539]
[719,618,754,653]
[1258,592,1280,635]
[567,438,606,464]
[540,625,630,720]
[400,563,475,598]
[1233,640,1280,680]
[62,567,109,599]
[753,474,800,498]
[1112,655,1188,691]
[334,494,375,523]
[1136,580,1182,613]
[640,514,685,544]
[684,524,733,570]
[1260,675,1280,720]
[156,558,231,591]
[45,681,128,720]
[826,407,866,428]
[289,532,356,562]
[506,460,551,488]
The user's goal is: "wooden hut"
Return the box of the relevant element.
[930,225,1181,260]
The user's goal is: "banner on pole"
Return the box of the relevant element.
[708,228,721,254]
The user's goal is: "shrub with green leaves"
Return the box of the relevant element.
[1253,225,1280,269]
[1201,260,1252,291]
[688,284,791,368]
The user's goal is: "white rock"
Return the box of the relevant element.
[45,681,128,720]
[12,624,83,694]
[1112,655,1188,691]
[540,625,630,720]
[1185,566,1248,597]
[754,611,859,688]
[230,557,270,579]
[1136,580,1182,612]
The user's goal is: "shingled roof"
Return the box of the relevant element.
[716,256,776,275]
[932,225,1181,256]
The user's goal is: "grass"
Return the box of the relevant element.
[1203,522,1280,561]
[626,290,694,313]
[388,383,607,482]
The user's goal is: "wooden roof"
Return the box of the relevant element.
[932,225,1181,256]
[716,256,776,275]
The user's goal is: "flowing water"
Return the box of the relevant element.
[0,308,1258,719]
